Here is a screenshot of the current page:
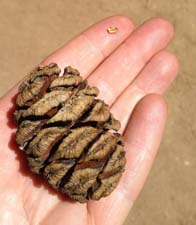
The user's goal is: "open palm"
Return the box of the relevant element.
[0,16,178,225]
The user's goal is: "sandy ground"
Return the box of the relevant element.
[0,0,195,224]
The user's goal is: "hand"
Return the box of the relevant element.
[0,16,178,225]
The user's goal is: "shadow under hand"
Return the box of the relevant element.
[6,94,75,203]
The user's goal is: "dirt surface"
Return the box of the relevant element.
[0,0,195,224]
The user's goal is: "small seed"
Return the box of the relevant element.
[107,27,118,34]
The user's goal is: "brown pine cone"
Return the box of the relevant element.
[14,63,126,203]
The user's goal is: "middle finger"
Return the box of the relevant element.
[88,18,174,105]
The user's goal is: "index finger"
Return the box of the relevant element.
[41,15,134,76]
[0,15,134,102]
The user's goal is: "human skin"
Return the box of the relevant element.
[0,16,178,225]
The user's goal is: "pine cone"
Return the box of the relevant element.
[14,63,126,203]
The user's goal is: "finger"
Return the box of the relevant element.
[111,50,178,132]
[89,94,167,225]
[132,51,179,93]
[0,15,134,102]
[41,15,134,76]
[88,18,174,105]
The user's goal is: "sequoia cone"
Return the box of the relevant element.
[14,63,126,203]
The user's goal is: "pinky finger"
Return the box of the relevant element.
[89,94,167,225]
[119,94,167,202]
